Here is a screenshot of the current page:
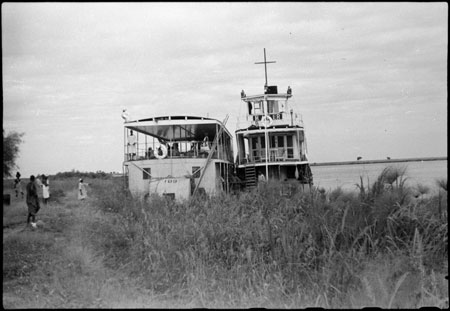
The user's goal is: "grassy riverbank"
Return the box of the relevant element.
[2,168,448,308]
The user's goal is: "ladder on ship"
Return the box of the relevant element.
[193,114,229,197]
[245,165,257,189]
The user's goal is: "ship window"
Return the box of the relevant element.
[287,135,293,147]
[254,101,263,114]
[250,137,257,150]
[163,193,175,200]
[192,166,201,178]
[286,136,294,159]
[143,168,151,180]
[267,100,279,114]
[278,136,285,147]
[260,136,265,148]
[279,100,286,112]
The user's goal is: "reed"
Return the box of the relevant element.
[3,167,448,308]
[84,166,446,307]
[436,178,448,192]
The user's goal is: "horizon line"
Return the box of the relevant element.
[311,156,447,166]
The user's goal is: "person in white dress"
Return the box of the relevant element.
[127,130,137,160]
[42,175,50,204]
[258,172,266,183]
[78,179,87,200]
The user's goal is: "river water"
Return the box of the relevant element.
[310,160,447,194]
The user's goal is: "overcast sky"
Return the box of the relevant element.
[2,2,447,177]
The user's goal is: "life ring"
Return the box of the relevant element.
[261,115,273,127]
[154,144,168,159]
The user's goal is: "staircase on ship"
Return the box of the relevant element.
[244,165,257,190]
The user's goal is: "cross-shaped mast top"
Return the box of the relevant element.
[255,48,276,87]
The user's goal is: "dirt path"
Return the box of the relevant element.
[3,192,191,308]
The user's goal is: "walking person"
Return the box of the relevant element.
[42,175,50,204]
[26,175,40,229]
[14,172,24,199]
[78,178,87,200]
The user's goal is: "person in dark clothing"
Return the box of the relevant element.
[26,175,40,228]
[14,172,24,198]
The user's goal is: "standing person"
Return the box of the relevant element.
[190,141,198,157]
[127,130,137,160]
[14,172,24,198]
[35,174,43,188]
[203,133,211,149]
[257,172,266,191]
[42,175,50,204]
[172,143,180,156]
[35,174,43,202]
[26,175,40,228]
[258,172,266,185]
[258,172,266,183]
[147,147,154,159]
[78,178,87,200]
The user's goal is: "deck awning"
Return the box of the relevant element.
[124,115,231,142]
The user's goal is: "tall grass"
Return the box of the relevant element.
[4,168,446,307]
[88,167,447,308]
[6,169,445,308]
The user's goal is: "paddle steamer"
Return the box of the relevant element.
[123,115,234,201]
[235,49,313,192]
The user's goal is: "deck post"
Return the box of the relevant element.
[264,95,269,180]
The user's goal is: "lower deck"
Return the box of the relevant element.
[124,158,233,201]
[236,162,313,189]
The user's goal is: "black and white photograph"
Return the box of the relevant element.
[3,2,447,308]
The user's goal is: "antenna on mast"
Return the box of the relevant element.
[255,48,276,87]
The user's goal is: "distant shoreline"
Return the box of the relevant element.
[310,156,447,166]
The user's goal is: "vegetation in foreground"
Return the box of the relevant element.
[91,166,448,308]
[3,166,448,308]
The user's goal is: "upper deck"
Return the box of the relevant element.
[124,115,233,162]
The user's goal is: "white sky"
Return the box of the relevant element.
[2,2,448,177]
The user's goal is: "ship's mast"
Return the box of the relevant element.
[255,48,276,88]
[255,48,276,181]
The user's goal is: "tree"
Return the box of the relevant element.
[3,129,24,177]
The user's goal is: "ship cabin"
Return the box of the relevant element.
[123,115,234,201]
[235,85,313,190]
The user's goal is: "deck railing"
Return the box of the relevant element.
[238,112,304,128]
[125,142,233,162]
[240,147,307,165]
